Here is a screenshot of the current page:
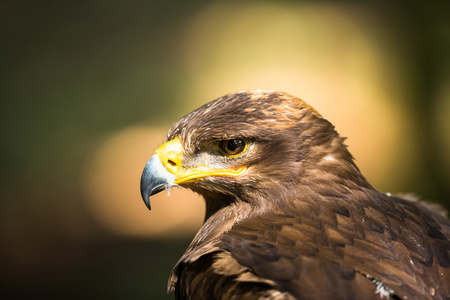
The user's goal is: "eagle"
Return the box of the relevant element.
[140,90,450,299]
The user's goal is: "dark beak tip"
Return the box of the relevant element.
[140,178,151,211]
[140,195,151,211]
[144,199,152,211]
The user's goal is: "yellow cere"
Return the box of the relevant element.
[155,138,183,175]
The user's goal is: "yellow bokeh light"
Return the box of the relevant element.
[83,126,204,237]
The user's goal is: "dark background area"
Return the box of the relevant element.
[1,1,449,299]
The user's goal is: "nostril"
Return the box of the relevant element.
[166,158,179,174]
[167,159,177,168]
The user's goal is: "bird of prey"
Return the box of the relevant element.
[140,90,450,299]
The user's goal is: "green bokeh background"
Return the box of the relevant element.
[1,1,449,299]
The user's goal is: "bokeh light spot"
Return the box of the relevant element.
[83,126,204,237]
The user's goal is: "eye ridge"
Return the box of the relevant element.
[219,139,247,156]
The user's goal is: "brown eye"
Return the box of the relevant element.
[219,139,247,157]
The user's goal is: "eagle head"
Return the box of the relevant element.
[141,90,367,216]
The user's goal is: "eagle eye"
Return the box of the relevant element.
[218,139,247,157]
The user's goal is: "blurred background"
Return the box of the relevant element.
[1,0,449,298]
